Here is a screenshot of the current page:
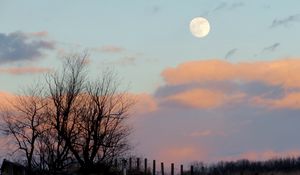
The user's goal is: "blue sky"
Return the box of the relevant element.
[1,0,300,164]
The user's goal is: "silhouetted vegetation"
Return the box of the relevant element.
[187,157,300,175]
[0,52,133,175]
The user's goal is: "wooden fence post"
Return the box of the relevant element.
[144,158,148,174]
[114,159,118,168]
[191,165,194,175]
[180,165,183,175]
[161,162,164,175]
[137,158,140,171]
[129,158,132,171]
[171,163,174,175]
[152,160,156,175]
[122,159,127,175]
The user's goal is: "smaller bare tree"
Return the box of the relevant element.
[36,124,73,174]
[1,87,46,171]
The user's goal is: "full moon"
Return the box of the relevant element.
[189,17,210,38]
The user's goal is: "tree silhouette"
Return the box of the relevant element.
[44,53,132,172]
[1,87,46,172]
[1,52,133,174]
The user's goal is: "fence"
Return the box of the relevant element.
[115,157,196,175]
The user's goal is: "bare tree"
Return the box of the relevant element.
[1,52,133,174]
[44,53,133,171]
[1,87,46,171]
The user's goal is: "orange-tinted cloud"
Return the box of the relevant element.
[166,88,224,108]
[0,66,51,75]
[160,58,300,109]
[165,88,245,109]
[162,59,235,85]
[238,59,300,88]
[162,58,300,89]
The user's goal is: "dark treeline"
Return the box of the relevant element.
[188,157,300,175]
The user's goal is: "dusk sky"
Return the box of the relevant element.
[1,0,300,165]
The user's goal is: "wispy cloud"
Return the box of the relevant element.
[0,31,55,64]
[115,56,137,65]
[203,2,245,16]
[213,2,227,11]
[93,45,124,53]
[213,2,244,12]
[262,43,280,53]
[230,2,244,10]
[225,48,238,59]
[99,54,139,66]
[270,14,300,28]
[0,66,51,75]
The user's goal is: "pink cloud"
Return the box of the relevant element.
[0,66,51,75]
[157,145,208,164]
